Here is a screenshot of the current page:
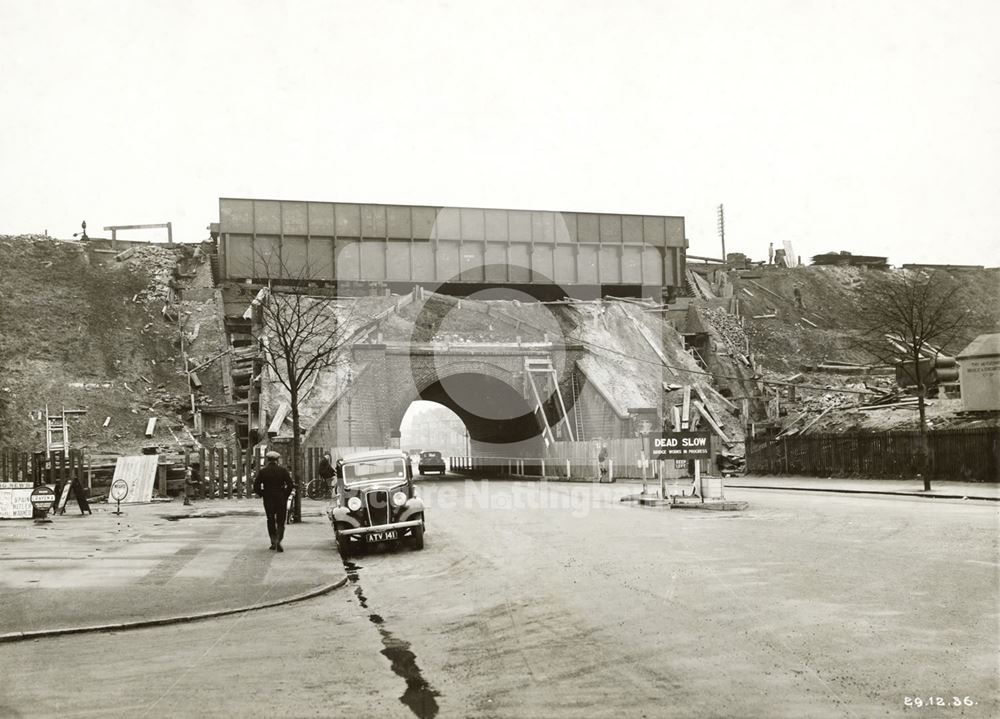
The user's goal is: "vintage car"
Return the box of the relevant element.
[417,450,446,476]
[327,449,425,556]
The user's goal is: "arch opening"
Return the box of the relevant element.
[401,373,545,458]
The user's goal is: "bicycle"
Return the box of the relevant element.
[305,477,332,501]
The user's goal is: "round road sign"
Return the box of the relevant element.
[30,485,57,509]
[110,479,129,502]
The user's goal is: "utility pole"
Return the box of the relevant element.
[717,204,726,262]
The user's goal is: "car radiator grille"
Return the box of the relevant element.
[365,490,390,526]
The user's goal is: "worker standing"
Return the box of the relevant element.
[253,450,294,552]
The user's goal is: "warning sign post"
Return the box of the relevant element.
[649,432,715,502]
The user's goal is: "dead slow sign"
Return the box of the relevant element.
[649,431,713,459]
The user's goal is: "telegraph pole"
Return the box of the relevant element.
[717,204,726,262]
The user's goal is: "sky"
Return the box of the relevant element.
[2,0,998,266]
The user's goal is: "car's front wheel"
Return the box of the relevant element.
[410,521,424,550]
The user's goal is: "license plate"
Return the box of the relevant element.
[366,530,397,542]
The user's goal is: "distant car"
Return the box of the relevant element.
[327,449,425,557]
[418,450,446,476]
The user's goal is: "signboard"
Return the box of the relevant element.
[649,431,713,459]
[110,456,158,503]
[30,485,57,510]
[0,482,34,519]
[110,479,129,502]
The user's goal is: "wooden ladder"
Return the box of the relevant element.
[524,357,576,444]
[570,369,585,442]
[45,405,69,457]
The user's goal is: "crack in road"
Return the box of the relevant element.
[343,558,441,719]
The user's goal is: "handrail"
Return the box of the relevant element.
[446,455,612,482]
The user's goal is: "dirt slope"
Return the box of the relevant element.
[0,235,217,454]
[734,265,1000,373]
[729,264,1000,434]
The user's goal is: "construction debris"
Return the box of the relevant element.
[702,306,750,357]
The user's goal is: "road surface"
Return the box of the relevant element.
[3,480,998,718]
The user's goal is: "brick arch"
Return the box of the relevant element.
[385,355,525,437]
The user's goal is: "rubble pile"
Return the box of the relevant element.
[117,245,185,302]
[0,233,59,243]
[702,306,749,355]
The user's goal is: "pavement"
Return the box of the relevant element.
[0,475,996,644]
[0,497,347,643]
[725,475,1000,500]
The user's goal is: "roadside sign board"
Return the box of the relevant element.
[649,431,713,459]
[0,482,34,519]
[30,485,57,510]
[110,479,129,502]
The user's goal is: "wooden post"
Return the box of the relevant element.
[208,448,216,499]
[695,459,702,503]
[246,447,254,498]
[158,463,167,498]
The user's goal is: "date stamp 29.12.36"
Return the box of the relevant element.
[904,697,977,709]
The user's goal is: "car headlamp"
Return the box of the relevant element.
[391,491,407,507]
[347,496,363,512]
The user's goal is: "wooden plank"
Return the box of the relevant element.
[693,385,720,424]
[144,417,157,438]
[268,402,290,436]
[747,279,786,302]
[629,316,674,375]
[857,401,924,411]
[111,455,159,503]
[700,383,738,412]
[798,407,834,435]
[693,401,731,444]
[777,412,808,438]
[672,406,681,432]
[681,386,691,429]
[800,317,818,328]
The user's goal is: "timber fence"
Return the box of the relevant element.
[0,449,87,487]
[746,428,999,481]
[189,445,331,499]
[0,445,344,503]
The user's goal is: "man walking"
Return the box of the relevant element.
[254,450,294,552]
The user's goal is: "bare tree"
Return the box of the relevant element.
[253,252,358,521]
[856,269,969,489]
